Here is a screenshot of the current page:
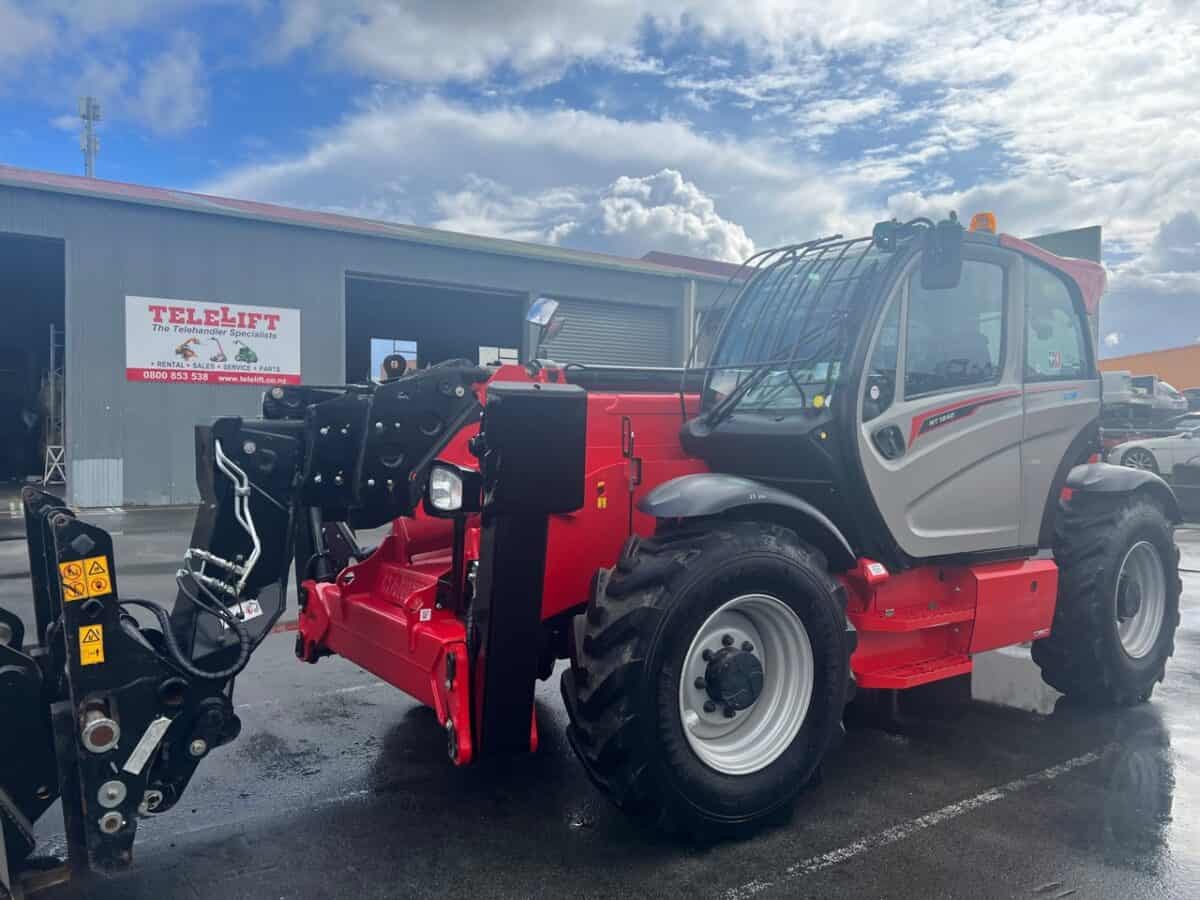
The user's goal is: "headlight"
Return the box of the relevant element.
[428,466,464,512]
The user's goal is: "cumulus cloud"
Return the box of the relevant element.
[202,94,831,253]
[583,169,754,261]
[1138,212,1200,274]
[429,169,753,261]
[1104,332,1121,348]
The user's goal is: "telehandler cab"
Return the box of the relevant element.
[1,215,1181,895]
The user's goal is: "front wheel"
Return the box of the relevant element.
[560,522,852,839]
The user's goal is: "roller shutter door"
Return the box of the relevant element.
[539,298,675,366]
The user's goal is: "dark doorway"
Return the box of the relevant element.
[0,233,65,485]
[345,277,525,383]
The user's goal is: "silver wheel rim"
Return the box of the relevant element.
[1123,449,1156,471]
[1116,541,1167,660]
[678,593,813,776]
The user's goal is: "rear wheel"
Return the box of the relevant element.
[1121,448,1159,473]
[560,521,852,839]
[1032,492,1181,705]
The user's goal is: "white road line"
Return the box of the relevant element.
[234,680,387,711]
[722,747,1111,900]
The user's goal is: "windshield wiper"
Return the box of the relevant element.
[705,363,775,427]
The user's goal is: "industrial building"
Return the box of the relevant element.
[1100,344,1200,395]
[0,165,726,507]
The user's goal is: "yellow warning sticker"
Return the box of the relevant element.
[61,576,87,602]
[79,624,104,666]
[59,556,113,601]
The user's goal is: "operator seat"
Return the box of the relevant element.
[934,329,993,384]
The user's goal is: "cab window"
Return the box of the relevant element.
[1025,263,1090,382]
[904,260,1005,398]
[862,295,900,422]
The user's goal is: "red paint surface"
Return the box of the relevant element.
[297,365,705,762]
[297,361,1065,755]
[842,558,1059,689]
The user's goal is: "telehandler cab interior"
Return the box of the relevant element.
[2,214,1181,895]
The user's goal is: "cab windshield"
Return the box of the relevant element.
[703,237,889,414]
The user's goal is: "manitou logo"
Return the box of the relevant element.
[146,304,282,332]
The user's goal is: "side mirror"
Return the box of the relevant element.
[526,296,562,361]
[920,216,965,290]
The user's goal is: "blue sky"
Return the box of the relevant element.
[1,0,1198,357]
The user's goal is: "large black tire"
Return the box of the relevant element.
[1032,491,1181,705]
[560,521,852,839]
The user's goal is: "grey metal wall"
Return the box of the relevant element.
[0,184,704,506]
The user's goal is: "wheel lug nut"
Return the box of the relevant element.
[742,641,754,653]
[694,677,707,690]
[722,634,734,647]
[723,706,736,718]
[703,700,717,713]
[702,649,713,662]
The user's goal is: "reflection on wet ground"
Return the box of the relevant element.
[4,518,1198,898]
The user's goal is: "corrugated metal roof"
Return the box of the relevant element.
[0,164,724,282]
[640,250,746,280]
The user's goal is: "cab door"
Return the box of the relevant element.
[1019,256,1101,545]
[857,245,1025,559]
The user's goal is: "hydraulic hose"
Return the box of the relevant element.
[121,597,251,681]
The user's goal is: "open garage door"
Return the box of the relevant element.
[346,276,525,382]
[0,233,65,495]
[539,298,675,366]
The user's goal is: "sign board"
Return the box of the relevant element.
[125,296,301,386]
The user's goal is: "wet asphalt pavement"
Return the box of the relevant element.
[3,507,1200,899]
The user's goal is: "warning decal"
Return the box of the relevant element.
[59,556,113,600]
[59,560,87,602]
[79,624,105,666]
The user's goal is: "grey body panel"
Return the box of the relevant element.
[639,473,856,569]
[1066,462,1181,522]
[1021,381,1099,545]
[857,245,1025,558]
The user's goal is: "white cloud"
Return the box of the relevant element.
[202,93,828,254]
[131,33,208,135]
[1104,332,1121,348]
[587,169,754,261]
[432,175,587,245]
[1,4,216,137]
[0,1,55,70]
[430,169,753,261]
[797,93,899,137]
[879,1,1200,254]
[267,0,958,85]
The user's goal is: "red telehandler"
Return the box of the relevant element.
[1,215,1182,895]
